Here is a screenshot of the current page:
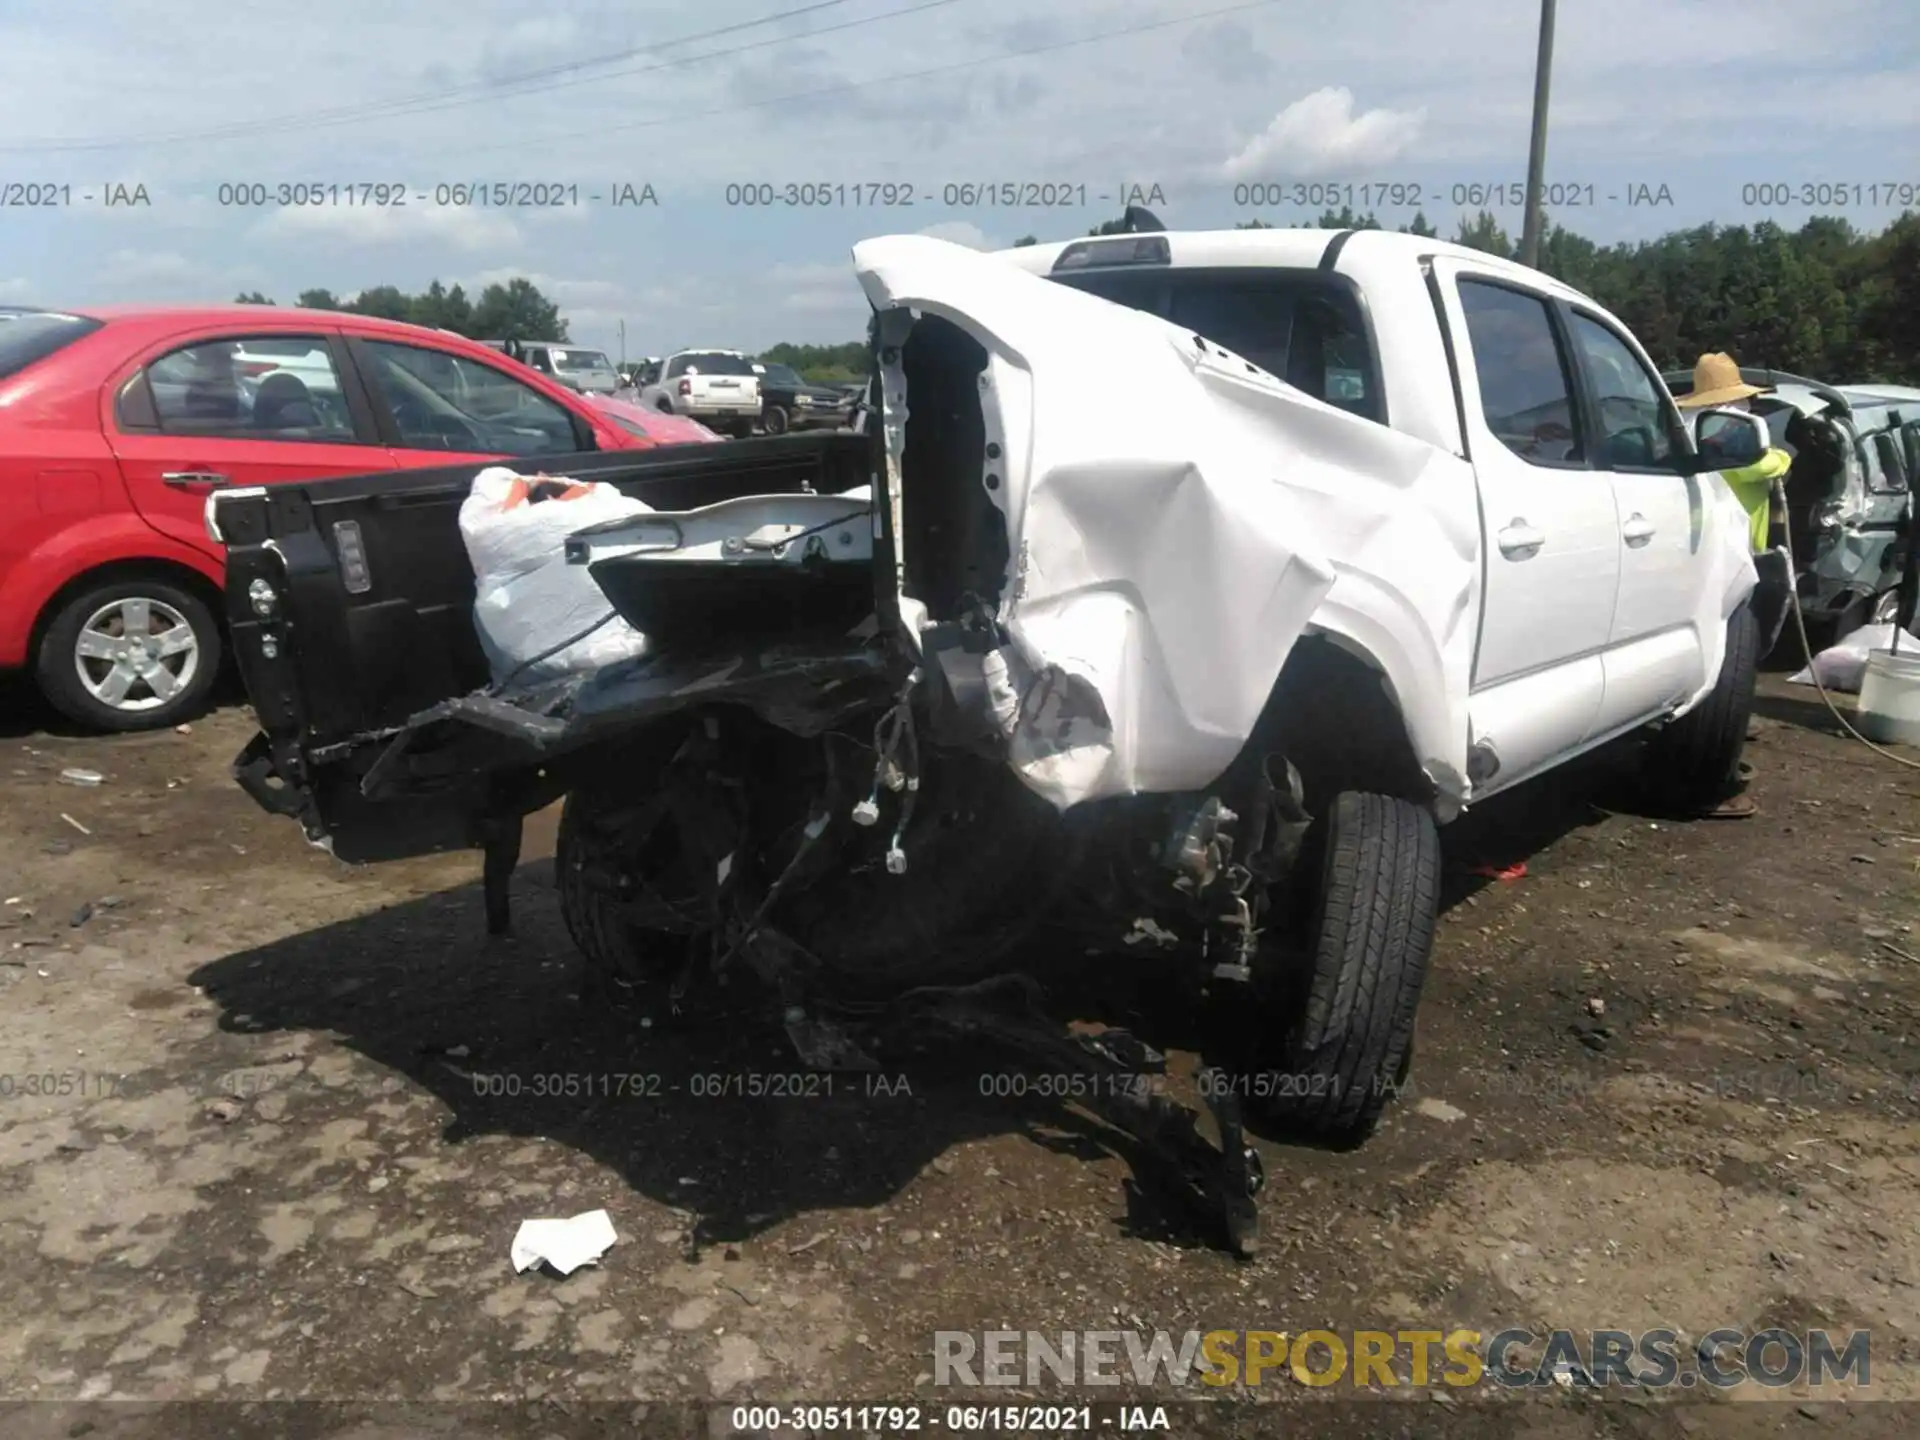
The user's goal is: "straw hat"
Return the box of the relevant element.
[1675,352,1770,409]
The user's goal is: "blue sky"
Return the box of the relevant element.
[1,0,1915,357]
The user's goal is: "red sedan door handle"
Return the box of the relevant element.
[161,470,231,490]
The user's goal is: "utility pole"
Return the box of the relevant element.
[618,319,626,366]
[1519,0,1557,268]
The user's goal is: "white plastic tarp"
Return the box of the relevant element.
[458,466,653,687]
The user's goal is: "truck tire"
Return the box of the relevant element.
[1642,601,1758,810]
[556,788,674,1001]
[1835,587,1902,647]
[762,404,790,436]
[36,575,222,733]
[1244,791,1440,1144]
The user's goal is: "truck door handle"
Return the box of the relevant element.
[1622,514,1656,545]
[1496,519,1545,557]
[161,470,231,489]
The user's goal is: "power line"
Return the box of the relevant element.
[279,0,960,141]
[0,0,852,152]
[0,0,939,154]
[424,0,1288,160]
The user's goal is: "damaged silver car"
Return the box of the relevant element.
[1664,365,1917,644]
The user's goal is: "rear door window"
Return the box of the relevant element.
[0,310,104,380]
[1049,269,1383,422]
[1456,280,1584,466]
[128,335,357,441]
[680,352,756,377]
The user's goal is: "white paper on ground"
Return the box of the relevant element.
[510,1208,618,1275]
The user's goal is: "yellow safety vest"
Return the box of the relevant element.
[1719,447,1789,554]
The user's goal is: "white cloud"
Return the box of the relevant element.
[916,220,995,250]
[1181,20,1273,85]
[1220,87,1426,181]
[249,203,521,253]
[762,261,862,317]
[0,0,1909,349]
[102,250,206,284]
[463,268,624,306]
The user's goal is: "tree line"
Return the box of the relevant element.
[237,207,1919,383]
[756,341,869,382]
[1008,207,1918,383]
[235,278,568,343]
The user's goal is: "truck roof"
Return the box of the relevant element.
[993,226,1592,305]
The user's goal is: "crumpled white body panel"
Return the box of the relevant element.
[852,235,1479,812]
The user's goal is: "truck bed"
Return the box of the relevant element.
[215,431,877,859]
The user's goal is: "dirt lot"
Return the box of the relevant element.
[0,672,1917,1439]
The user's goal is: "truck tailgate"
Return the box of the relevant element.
[215,433,872,858]
[690,373,757,410]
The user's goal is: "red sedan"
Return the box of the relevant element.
[0,303,698,732]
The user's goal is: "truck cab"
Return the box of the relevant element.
[987,225,1768,804]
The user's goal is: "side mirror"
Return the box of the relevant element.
[1683,408,1768,474]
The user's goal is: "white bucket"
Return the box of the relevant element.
[1857,647,1920,746]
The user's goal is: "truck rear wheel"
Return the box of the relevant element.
[1641,601,1758,810]
[555,786,678,1001]
[1240,791,1439,1144]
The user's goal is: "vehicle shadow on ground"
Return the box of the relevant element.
[184,748,1649,1258]
[1751,689,1854,737]
[0,669,250,740]
[186,868,1255,1255]
[0,675,90,739]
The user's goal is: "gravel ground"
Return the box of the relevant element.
[0,672,1916,1439]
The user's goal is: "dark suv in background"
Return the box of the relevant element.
[753,360,855,434]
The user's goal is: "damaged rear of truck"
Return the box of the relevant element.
[215,235,1509,1254]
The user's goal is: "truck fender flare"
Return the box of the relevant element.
[1288,583,1472,815]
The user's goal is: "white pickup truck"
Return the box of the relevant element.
[214,225,1775,1250]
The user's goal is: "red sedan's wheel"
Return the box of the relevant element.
[37,576,222,732]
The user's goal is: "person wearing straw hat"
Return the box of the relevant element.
[1676,353,1791,554]
[1674,352,1793,818]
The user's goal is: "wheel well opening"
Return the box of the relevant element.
[30,559,224,660]
[898,314,1008,620]
[1246,634,1433,815]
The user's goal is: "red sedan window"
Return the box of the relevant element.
[139,337,355,441]
[0,309,104,380]
[360,339,582,457]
